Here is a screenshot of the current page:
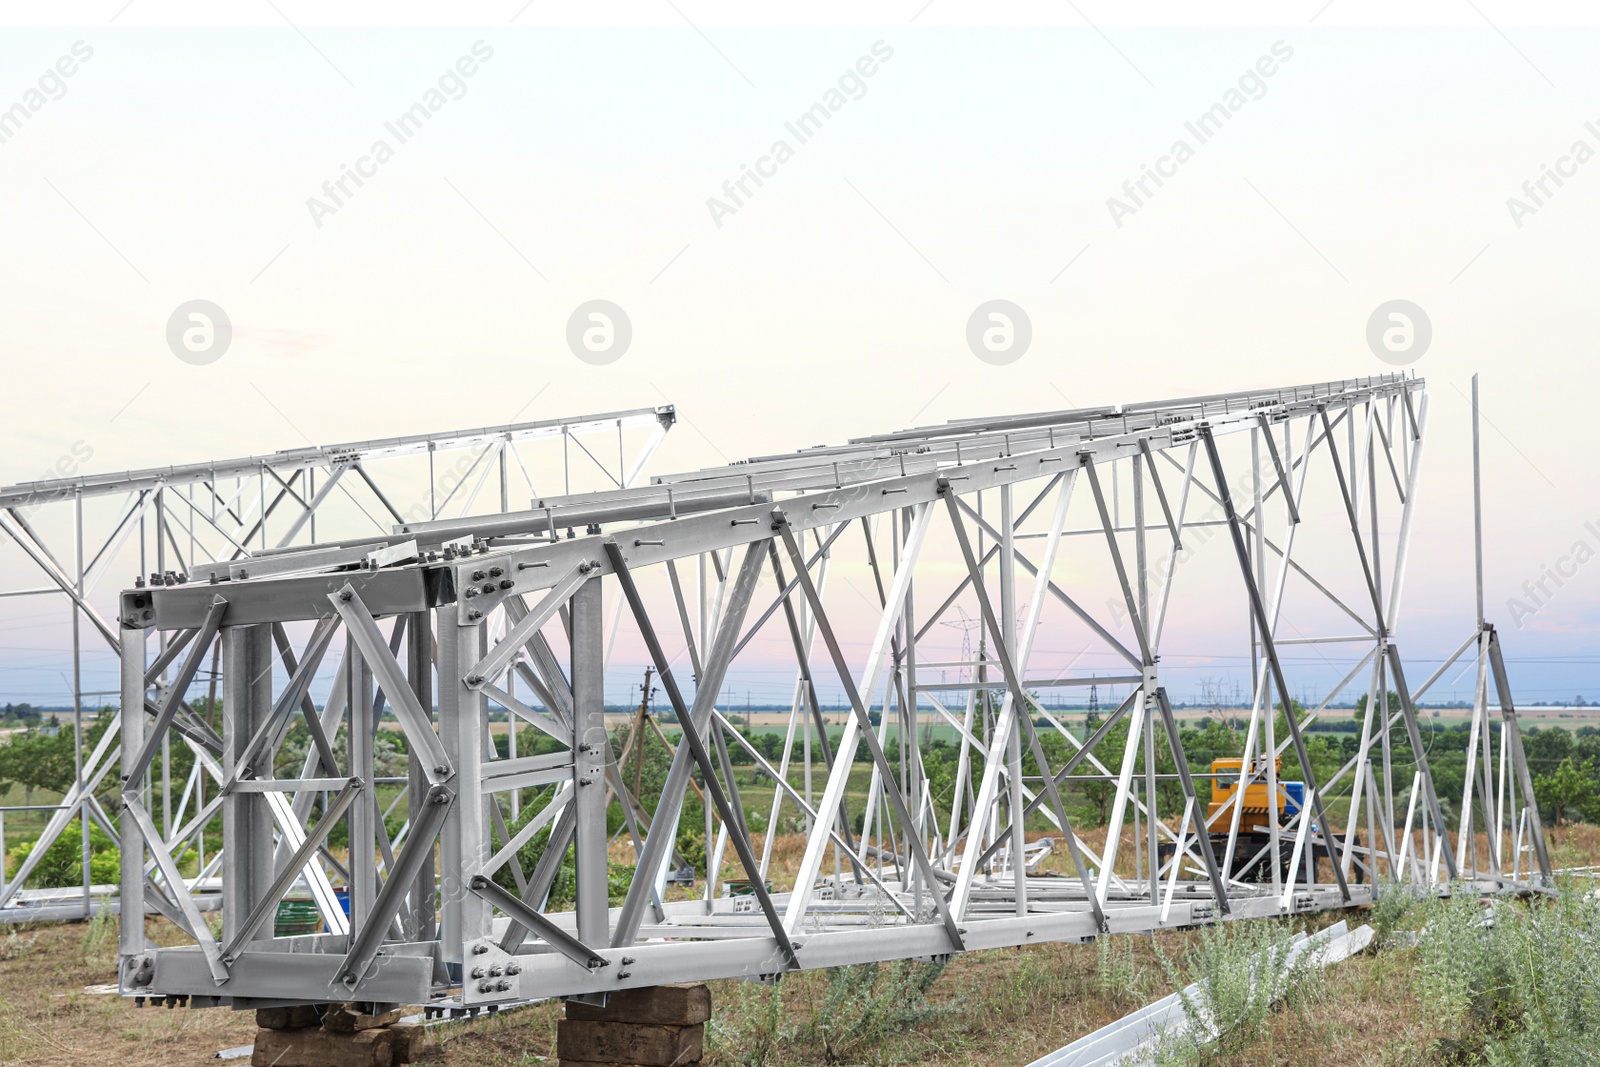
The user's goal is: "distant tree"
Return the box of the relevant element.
[1074,719,1130,826]
[1353,690,1402,724]
[0,711,113,805]
[1535,756,1600,826]
[0,729,74,805]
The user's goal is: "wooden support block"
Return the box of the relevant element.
[251,1026,393,1067]
[556,1020,703,1066]
[563,984,712,1026]
[381,1022,430,1064]
[324,1004,406,1032]
[256,1003,328,1030]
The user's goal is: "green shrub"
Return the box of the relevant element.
[799,959,956,1064]
[4,817,119,889]
[1156,918,1322,1062]
[1414,883,1600,1067]
[707,979,785,1067]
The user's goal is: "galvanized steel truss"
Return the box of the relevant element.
[0,406,673,921]
[112,374,1549,1011]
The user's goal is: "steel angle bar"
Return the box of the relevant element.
[1385,393,1431,633]
[468,567,587,690]
[1384,645,1458,880]
[971,690,1140,865]
[607,542,762,947]
[602,538,796,964]
[1079,457,1152,664]
[220,779,362,959]
[1255,413,1301,524]
[262,788,347,936]
[736,511,857,655]
[0,508,121,649]
[1154,688,1230,912]
[482,751,574,792]
[468,874,606,970]
[329,583,453,785]
[344,461,406,526]
[761,538,860,867]
[939,478,1104,929]
[949,497,1144,669]
[1137,439,1184,548]
[711,709,917,920]
[223,615,341,788]
[143,625,199,685]
[3,707,131,910]
[230,540,389,582]
[332,782,454,991]
[1485,628,1552,882]
[1153,446,1378,638]
[269,621,342,776]
[502,806,578,952]
[1317,407,1386,623]
[126,596,226,788]
[771,508,964,948]
[484,785,572,876]
[1372,409,1407,503]
[1199,423,1350,902]
[124,797,229,982]
[481,680,567,743]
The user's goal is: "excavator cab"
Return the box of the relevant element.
[1207,757,1295,829]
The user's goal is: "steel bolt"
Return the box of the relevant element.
[499,579,514,590]
[468,609,482,620]
[489,566,503,577]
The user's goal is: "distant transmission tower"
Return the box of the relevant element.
[940,607,982,683]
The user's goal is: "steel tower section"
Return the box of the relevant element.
[111,373,1549,1010]
[0,406,674,922]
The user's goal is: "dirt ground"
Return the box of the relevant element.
[3,824,1598,1067]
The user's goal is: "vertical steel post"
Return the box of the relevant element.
[999,484,1025,913]
[406,610,437,941]
[119,616,146,960]
[221,624,274,947]
[350,641,376,930]
[570,576,609,945]
[439,606,488,965]
[74,489,89,917]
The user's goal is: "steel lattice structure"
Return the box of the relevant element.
[0,405,674,921]
[112,373,1549,1011]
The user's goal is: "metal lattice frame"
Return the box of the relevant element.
[113,373,1549,1010]
[0,406,674,921]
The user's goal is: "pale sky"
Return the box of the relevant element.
[1,3,1597,707]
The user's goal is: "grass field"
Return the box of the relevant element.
[3,824,1598,1067]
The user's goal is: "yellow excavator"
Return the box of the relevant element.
[1193,758,1366,883]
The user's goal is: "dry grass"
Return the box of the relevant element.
[5,826,1599,1066]
[0,917,258,1067]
